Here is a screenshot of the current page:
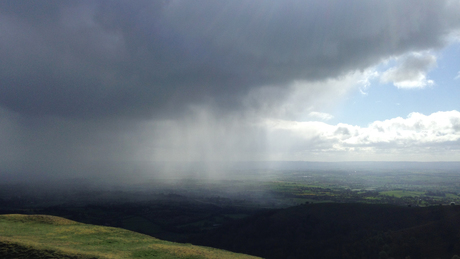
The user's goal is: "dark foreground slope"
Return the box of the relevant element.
[0,214,260,259]
[192,203,460,259]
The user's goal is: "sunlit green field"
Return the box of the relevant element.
[261,169,460,207]
[0,214,260,259]
[379,190,425,198]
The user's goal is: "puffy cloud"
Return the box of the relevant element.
[380,52,437,88]
[308,112,334,121]
[264,111,460,160]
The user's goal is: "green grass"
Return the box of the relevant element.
[0,214,261,259]
[364,197,380,200]
[379,190,425,198]
[445,193,458,199]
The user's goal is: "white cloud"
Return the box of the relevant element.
[380,52,437,89]
[455,71,460,80]
[264,111,460,161]
[346,111,460,146]
[357,69,379,95]
[308,112,334,121]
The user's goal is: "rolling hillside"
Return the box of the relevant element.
[0,214,260,259]
[193,203,460,259]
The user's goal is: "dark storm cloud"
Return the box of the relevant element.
[1,0,460,177]
[1,0,459,119]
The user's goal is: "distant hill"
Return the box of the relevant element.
[192,203,460,259]
[0,214,260,259]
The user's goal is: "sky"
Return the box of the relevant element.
[1,0,460,181]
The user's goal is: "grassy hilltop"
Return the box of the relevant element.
[0,214,260,259]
